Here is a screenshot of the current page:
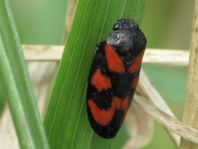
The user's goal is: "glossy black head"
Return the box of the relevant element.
[107,19,147,56]
[112,19,139,30]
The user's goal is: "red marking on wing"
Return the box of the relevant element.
[105,44,125,73]
[88,97,129,126]
[128,50,145,73]
[91,69,112,91]
[131,75,139,89]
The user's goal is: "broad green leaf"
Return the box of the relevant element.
[0,1,49,148]
[44,0,146,148]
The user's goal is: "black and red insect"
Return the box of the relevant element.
[87,19,147,138]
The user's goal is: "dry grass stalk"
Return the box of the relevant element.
[22,45,189,65]
[136,71,180,145]
[134,94,198,144]
[180,0,198,148]
[28,62,58,114]
[144,49,188,66]
[124,103,154,149]
[135,71,198,146]
[22,45,62,61]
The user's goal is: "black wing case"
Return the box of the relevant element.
[87,42,138,138]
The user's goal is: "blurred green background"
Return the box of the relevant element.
[10,0,194,148]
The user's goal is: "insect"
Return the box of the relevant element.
[87,19,147,138]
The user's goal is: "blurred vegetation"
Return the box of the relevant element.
[10,0,68,44]
[142,0,194,49]
[8,0,195,148]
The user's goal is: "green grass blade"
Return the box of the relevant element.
[0,1,49,148]
[44,0,145,148]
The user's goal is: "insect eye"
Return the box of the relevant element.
[113,23,120,30]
